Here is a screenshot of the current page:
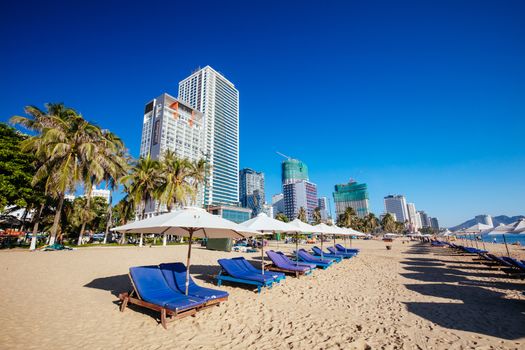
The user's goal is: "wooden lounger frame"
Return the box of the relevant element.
[264,263,312,278]
[119,273,228,329]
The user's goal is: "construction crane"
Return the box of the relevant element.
[276,151,291,160]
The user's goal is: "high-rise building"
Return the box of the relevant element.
[283,180,318,223]
[418,211,431,228]
[406,202,419,231]
[271,193,285,218]
[178,66,239,206]
[139,93,205,214]
[282,158,308,185]
[333,180,370,218]
[90,186,111,203]
[318,197,329,222]
[475,214,494,227]
[384,195,409,223]
[430,217,440,230]
[239,168,265,216]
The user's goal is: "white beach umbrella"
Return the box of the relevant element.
[239,213,297,274]
[314,223,347,258]
[480,224,517,257]
[287,219,320,263]
[513,219,525,233]
[112,207,260,294]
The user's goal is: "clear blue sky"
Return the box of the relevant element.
[1,1,524,227]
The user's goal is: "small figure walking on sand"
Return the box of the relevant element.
[493,238,497,244]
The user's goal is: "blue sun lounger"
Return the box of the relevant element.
[327,246,356,258]
[501,257,525,274]
[266,250,313,277]
[217,258,274,293]
[296,249,334,269]
[335,243,360,254]
[231,257,286,283]
[119,265,206,329]
[159,263,229,306]
[311,247,343,262]
[275,251,317,269]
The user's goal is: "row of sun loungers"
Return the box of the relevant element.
[431,240,525,277]
[120,245,360,328]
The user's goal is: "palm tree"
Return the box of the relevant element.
[275,212,289,223]
[297,207,307,222]
[188,158,207,205]
[381,213,396,233]
[125,156,161,220]
[13,104,90,245]
[114,191,135,244]
[158,151,193,212]
[312,207,322,225]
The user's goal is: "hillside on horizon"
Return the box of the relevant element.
[449,215,525,231]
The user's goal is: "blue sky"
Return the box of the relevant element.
[1,0,524,227]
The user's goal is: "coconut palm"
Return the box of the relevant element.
[124,156,161,220]
[158,151,194,212]
[188,158,207,205]
[312,207,322,225]
[13,104,95,245]
[381,213,397,233]
[297,207,307,222]
[275,212,289,223]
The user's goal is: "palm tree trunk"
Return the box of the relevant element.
[103,190,113,244]
[29,203,45,251]
[163,232,167,246]
[49,194,65,245]
[78,187,93,246]
[139,233,144,247]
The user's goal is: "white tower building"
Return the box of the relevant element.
[178,66,239,206]
[384,195,409,223]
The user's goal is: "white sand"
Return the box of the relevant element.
[0,239,524,349]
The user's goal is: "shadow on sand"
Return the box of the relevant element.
[401,243,525,340]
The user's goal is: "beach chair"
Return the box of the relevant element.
[119,266,206,329]
[296,249,334,269]
[216,258,274,293]
[335,243,360,254]
[500,257,525,275]
[265,250,313,277]
[311,246,343,262]
[327,246,356,258]
[231,257,286,283]
[275,251,317,270]
[159,263,228,307]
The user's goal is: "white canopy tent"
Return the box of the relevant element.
[239,213,297,273]
[112,207,261,294]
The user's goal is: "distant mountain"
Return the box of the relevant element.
[449,215,525,231]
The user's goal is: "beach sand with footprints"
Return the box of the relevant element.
[1,239,524,349]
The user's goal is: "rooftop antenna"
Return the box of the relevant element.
[276,151,291,159]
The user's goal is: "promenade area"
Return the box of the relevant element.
[1,239,524,349]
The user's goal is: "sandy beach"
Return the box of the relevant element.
[1,239,524,350]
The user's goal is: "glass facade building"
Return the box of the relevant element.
[333,181,370,218]
[282,159,308,185]
[239,168,265,216]
[208,205,251,224]
[178,66,239,206]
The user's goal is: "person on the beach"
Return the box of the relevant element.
[493,238,497,244]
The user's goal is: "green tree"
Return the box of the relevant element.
[297,207,307,222]
[158,151,193,212]
[312,207,322,225]
[362,213,379,233]
[124,156,161,220]
[381,213,397,233]
[275,212,289,223]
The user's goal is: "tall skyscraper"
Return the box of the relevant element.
[384,195,409,223]
[271,193,285,218]
[283,180,318,222]
[178,66,239,206]
[280,157,318,222]
[139,93,205,213]
[406,202,419,231]
[333,180,370,218]
[418,211,431,227]
[318,197,329,222]
[239,168,265,216]
[430,217,440,230]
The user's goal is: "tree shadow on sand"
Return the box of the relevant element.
[404,283,525,340]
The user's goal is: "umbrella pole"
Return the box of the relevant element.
[321,233,324,260]
[502,234,510,257]
[185,230,194,295]
[296,232,299,266]
[261,234,264,275]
